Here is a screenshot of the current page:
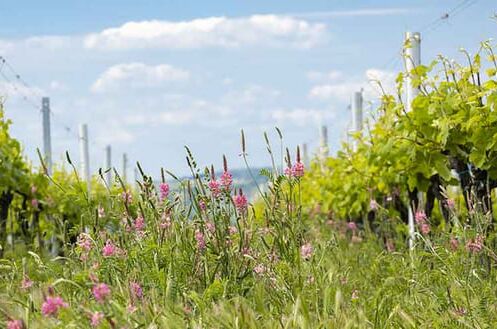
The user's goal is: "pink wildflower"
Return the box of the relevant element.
[121,191,132,205]
[77,233,92,251]
[253,264,266,275]
[386,239,395,252]
[466,235,484,254]
[206,221,216,234]
[97,205,105,218]
[7,320,24,329]
[92,283,111,303]
[291,161,305,178]
[159,182,170,201]
[415,210,427,224]
[134,216,145,231]
[228,226,237,235]
[195,230,206,251]
[420,223,431,235]
[21,276,33,289]
[90,312,104,327]
[130,282,143,300]
[284,166,292,178]
[159,215,171,229]
[31,199,39,210]
[450,237,459,251]
[300,243,314,260]
[233,190,248,213]
[198,199,207,211]
[127,304,138,314]
[102,240,116,257]
[370,199,378,211]
[347,222,357,231]
[208,180,220,197]
[241,246,251,256]
[220,171,233,191]
[446,199,455,209]
[41,296,68,317]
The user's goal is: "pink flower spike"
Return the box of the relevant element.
[284,166,292,178]
[420,223,430,235]
[228,226,237,235]
[347,222,357,231]
[159,182,170,201]
[415,210,427,224]
[199,200,207,211]
[291,161,305,178]
[92,283,111,303]
[253,264,266,275]
[134,216,145,231]
[121,191,132,205]
[195,230,206,251]
[369,199,378,211]
[90,311,104,327]
[208,180,220,197]
[102,240,116,257]
[450,237,459,251]
[77,233,92,251]
[97,205,105,218]
[31,199,39,210]
[446,199,455,209]
[220,171,233,191]
[7,320,24,329]
[159,215,172,230]
[21,276,33,289]
[206,221,216,234]
[300,243,314,260]
[41,296,68,317]
[466,235,484,254]
[233,190,248,213]
[130,282,143,300]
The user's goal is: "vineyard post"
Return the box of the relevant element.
[404,31,421,249]
[351,90,363,151]
[104,145,112,187]
[320,125,329,160]
[122,153,128,184]
[41,97,52,174]
[79,124,91,193]
[302,143,309,167]
[134,168,139,188]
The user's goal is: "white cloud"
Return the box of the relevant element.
[49,80,67,91]
[271,108,330,126]
[308,68,396,102]
[307,70,343,82]
[91,62,190,93]
[94,123,136,144]
[0,40,14,54]
[222,84,281,105]
[24,36,71,49]
[0,81,45,101]
[290,8,413,19]
[309,82,363,102]
[84,15,327,50]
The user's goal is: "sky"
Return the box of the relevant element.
[0,0,496,178]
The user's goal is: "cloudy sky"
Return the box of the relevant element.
[0,0,496,177]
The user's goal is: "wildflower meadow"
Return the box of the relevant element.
[1,7,497,329]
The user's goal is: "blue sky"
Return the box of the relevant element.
[0,0,496,178]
